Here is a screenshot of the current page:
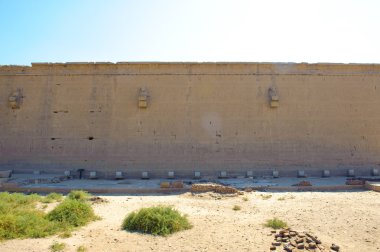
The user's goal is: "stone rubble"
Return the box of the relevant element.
[269,228,340,252]
[190,183,239,194]
[292,181,312,187]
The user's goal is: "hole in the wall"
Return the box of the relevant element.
[53,111,58,113]
[51,138,56,140]
[90,110,95,113]
[88,137,94,140]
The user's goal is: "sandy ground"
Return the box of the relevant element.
[0,190,379,252]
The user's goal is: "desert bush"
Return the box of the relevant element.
[122,205,192,236]
[47,199,96,227]
[67,190,91,201]
[232,205,241,211]
[0,192,41,210]
[41,193,63,203]
[0,192,60,240]
[264,218,288,229]
[0,208,59,239]
[0,192,97,241]
[260,194,272,200]
[77,245,86,252]
[50,242,66,252]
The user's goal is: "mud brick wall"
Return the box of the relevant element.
[0,62,379,178]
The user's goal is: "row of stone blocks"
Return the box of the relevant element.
[56,168,379,179]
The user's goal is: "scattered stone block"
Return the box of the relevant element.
[64,170,71,177]
[297,170,306,178]
[371,168,379,176]
[272,170,279,178]
[160,181,170,188]
[347,169,355,177]
[322,169,330,177]
[171,181,184,188]
[89,171,97,179]
[219,171,227,178]
[246,171,254,177]
[167,171,175,179]
[115,171,123,179]
[194,171,201,179]
[141,171,149,179]
[33,170,41,175]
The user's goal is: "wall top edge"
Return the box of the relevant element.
[1,62,380,75]
[25,62,380,67]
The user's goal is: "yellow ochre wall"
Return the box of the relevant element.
[0,62,379,177]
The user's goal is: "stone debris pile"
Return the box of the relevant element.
[159,181,184,189]
[190,183,238,194]
[292,181,312,187]
[269,228,340,252]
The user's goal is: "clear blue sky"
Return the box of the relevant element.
[0,0,379,65]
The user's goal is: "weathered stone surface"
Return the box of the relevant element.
[1,63,380,177]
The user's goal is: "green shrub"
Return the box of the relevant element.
[41,193,63,203]
[0,192,41,210]
[50,242,66,252]
[264,218,288,229]
[0,192,97,241]
[47,199,96,227]
[58,229,72,238]
[232,205,241,211]
[261,194,272,200]
[77,245,86,252]
[122,206,192,236]
[0,210,59,239]
[67,190,91,201]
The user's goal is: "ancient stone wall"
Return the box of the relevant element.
[0,62,379,177]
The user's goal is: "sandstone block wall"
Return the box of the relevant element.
[0,62,379,178]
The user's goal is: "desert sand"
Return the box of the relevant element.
[0,190,379,252]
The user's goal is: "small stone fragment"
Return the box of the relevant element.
[306,237,313,243]
[272,241,282,246]
[330,243,340,251]
[283,244,294,252]
[271,230,277,233]
[297,243,305,249]
[270,245,276,250]
[296,238,304,244]
[309,242,316,249]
